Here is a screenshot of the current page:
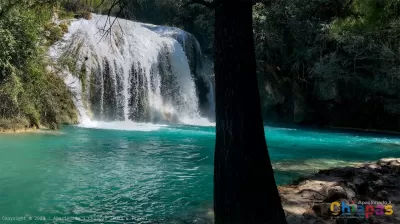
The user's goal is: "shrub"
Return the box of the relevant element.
[59,22,69,33]
[0,3,78,130]
[75,10,92,20]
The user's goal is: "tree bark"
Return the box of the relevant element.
[213,1,287,223]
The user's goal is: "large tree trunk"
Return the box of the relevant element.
[213,1,287,223]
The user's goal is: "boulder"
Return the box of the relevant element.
[356,182,370,196]
[366,163,380,170]
[379,166,391,174]
[343,187,356,199]
[279,158,400,224]
[324,186,348,202]
[356,168,370,176]
[353,177,365,186]
[367,171,382,181]
[376,190,389,200]
[372,179,384,187]
[378,158,400,173]
[312,203,333,217]
[378,158,400,166]
[345,182,357,192]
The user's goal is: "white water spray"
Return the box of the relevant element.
[50,15,215,128]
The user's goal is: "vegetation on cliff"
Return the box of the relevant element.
[98,0,400,131]
[2,0,400,131]
[0,1,80,130]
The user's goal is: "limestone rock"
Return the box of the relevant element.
[324,186,348,202]
[343,187,356,199]
[279,158,400,224]
[366,163,380,170]
[378,158,400,166]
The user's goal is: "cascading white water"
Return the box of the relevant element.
[49,15,215,128]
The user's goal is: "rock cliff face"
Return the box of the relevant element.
[258,67,400,131]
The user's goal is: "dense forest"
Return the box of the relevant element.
[1,0,400,131]
[253,0,400,131]
[118,0,400,131]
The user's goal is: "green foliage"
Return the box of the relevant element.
[2,0,399,130]
[118,0,214,54]
[252,0,400,129]
[253,0,345,75]
[44,23,65,46]
[0,117,30,130]
[58,10,75,19]
[330,0,400,38]
[76,10,93,20]
[60,0,116,18]
[253,0,400,92]
[59,22,69,32]
[0,2,78,130]
[326,0,400,93]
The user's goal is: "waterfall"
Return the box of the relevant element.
[49,15,215,127]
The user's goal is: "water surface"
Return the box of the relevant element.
[1,124,400,223]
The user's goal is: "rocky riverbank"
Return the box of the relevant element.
[0,124,64,135]
[195,158,400,224]
[281,158,400,224]
[0,127,39,133]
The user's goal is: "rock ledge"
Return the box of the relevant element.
[280,158,400,224]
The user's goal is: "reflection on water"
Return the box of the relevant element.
[0,124,400,223]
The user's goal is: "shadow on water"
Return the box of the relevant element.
[1,124,400,224]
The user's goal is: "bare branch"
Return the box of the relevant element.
[97,0,123,44]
